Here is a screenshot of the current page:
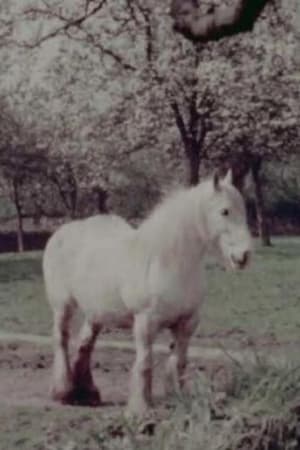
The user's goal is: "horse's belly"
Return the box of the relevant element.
[71,244,130,319]
[72,272,128,318]
[156,284,203,321]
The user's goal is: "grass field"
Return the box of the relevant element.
[1,237,300,449]
[1,237,300,343]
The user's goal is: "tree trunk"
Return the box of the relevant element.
[187,148,200,186]
[12,179,24,252]
[251,161,272,247]
[16,211,24,253]
[222,151,252,194]
[94,186,108,213]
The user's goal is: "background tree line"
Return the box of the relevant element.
[0,0,298,251]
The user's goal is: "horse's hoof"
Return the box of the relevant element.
[52,386,101,407]
[70,386,102,407]
[125,400,152,421]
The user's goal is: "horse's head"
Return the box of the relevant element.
[202,170,253,270]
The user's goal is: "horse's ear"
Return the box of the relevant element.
[213,172,221,191]
[223,169,233,186]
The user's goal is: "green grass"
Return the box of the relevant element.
[0,251,51,336]
[1,239,300,449]
[0,237,300,342]
[202,237,300,342]
[0,406,123,450]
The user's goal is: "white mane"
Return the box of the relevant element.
[137,179,213,261]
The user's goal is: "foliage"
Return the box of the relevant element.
[261,159,300,220]
[0,0,298,228]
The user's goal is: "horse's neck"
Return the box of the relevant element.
[137,189,207,267]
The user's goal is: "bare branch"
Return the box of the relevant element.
[70,26,137,71]
[15,0,137,71]
[134,1,154,63]
[19,0,108,48]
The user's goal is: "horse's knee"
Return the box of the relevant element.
[73,322,100,371]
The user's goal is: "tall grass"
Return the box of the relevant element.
[80,362,300,450]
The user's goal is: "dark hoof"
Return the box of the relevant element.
[70,386,102,407]
[52,386,101,407]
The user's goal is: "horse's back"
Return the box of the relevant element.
[82,214,132,236]
[43,214,132,307]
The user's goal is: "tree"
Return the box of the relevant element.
[0,148,47,252]
[2,0,297,246]
[0,98,39,251]
[170,89,212,186]
[203,33,299,245]
[8,0,274,47]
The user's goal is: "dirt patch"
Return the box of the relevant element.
[2,340,300,450]
[0,341,233,410]
[102,327,291,352]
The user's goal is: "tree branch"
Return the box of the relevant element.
[170,100,190,151]
[188,90,199,140]
[135,1,154,63]
[72,26,137,71]
[48,171,72,214]
[196,115,208,149]
[19,0,108,48]
[170,0,271,42]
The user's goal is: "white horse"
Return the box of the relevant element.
[43,171,252,416]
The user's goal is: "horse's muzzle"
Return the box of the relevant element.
[231,250,251,270]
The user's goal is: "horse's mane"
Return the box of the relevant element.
[136,177,214,259]
[139,176,214,229]
[139,186,187,227]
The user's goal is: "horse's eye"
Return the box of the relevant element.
[221,208,229,217]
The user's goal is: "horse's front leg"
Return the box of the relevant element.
[127,312,158,418]
[165,313,199,396]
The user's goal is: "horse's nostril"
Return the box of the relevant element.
[239,251,250,267]
[232,251,250,268]
[243,250,250,264]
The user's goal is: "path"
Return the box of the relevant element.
[0,331,295,367]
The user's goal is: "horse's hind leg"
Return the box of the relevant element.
[51,301,76,403]
[164,314,199,396]
[71,320,101,406]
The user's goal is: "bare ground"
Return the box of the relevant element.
[0,338,237,411]
[0,325,299,413]
[1,334,300,450]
